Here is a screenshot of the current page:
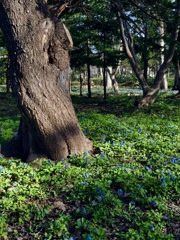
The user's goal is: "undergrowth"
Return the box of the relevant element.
[0,91,179,239]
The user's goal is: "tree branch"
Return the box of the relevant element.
[49,0,84,18]
[128,0,169,24]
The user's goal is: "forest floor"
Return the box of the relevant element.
[0,90,180,240]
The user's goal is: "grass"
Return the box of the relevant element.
[0,90,179,240]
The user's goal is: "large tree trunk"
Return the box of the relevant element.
[0,0,92,162]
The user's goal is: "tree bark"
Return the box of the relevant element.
[159,22,168,90]
[106,66,119,92]
[173,60,180,96]
[79,73,83,96]
[138,29,179,107]
[0,0,92,161]
[138,0,179,107]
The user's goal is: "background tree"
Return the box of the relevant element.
[112,0,179,106]
[172,34,180,96]
[64,0,120,98]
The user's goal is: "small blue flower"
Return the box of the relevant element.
[130,201,136,206]
[151,200,157,208]
[117,189,124,196]
[82,207,86,215]
[87,234,93,240]
[139,128,143,133]
[83,152,88,156]
[0,155,3,159]
[146,166,150,171]
[167,169,171,174]
[82,181,86,186]
[170,176,176,181]
[101,137,106,143]
[83,129,87,134]
[0,166,3,172]
[100,152,105,158]
[69,238,74,240]
[85,173,89,178]
[65,163,69,170]
[97,196,102,202]
[48,159,52,164]
[160,177,165,183]
[171,157,178,164]
[96,186,101,194]
[14,131,18,136]
[149,225,154,231]
[23,163,27,167]
[86,159,91,164]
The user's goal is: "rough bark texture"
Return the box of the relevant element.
[0,0,92,161]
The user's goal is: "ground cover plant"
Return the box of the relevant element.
[0,91,179,240]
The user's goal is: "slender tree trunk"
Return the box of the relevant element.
[116,10,149,96]
[159,22,168,90]
[87,63,91,98]
[6,62,10,94]
[106,67,112,89]
[138,0,179,107]
[87,40,91,98]
[138,30,179,107]
[106,66,119,92]
[103,53,107,100]
[79,73,83,96]
[173,60,180,96]
[0,0,92,161]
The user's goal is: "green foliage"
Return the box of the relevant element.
[0,31,8,85]
[0,92,179,239]
[0,117,19,144]
[63,0,121,70]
